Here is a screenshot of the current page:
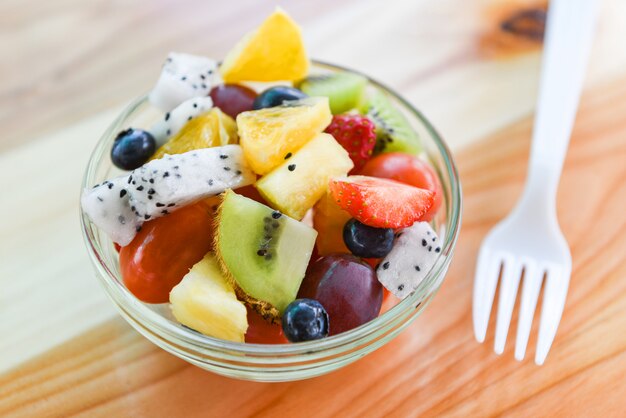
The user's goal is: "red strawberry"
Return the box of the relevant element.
[325,114,376,173]
[328,175,434,228]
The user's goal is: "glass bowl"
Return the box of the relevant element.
[80,61,462,382]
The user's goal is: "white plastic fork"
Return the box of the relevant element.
[472,0,598,365]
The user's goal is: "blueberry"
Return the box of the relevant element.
[252,86,307,110]
[282,299,329,342]
[111,128,156,170]
[343,218,394,258]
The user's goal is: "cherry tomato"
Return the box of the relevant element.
[363,257,393,306]
[380,288,398,314]
[359,153,443,221]
[244,307,288,344]
[119,202,214,303]
[363,257,380,270]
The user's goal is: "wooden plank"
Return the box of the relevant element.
[2,73,625,418]
[0,109,121,373]
[4,0,625,370]
[0,0,550,372]
[3,0,626,152]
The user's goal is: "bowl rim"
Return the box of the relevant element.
[80,59,462,357]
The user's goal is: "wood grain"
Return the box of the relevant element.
[0,0,564,373]
[2,72,625,418]
[3,0,626,153]
[3,0,626,416]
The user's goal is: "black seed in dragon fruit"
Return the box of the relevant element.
[149,96,214,147]
[376,221,441,299]
[149,52,220,112]
[128,144,255,219]
[81,176,142,246]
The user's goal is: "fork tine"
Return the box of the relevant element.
[514,262,544,361]
[494,255,523,355]
[472,248,502,343]
[535,264,571,365]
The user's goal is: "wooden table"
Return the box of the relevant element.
[2,0,626,416]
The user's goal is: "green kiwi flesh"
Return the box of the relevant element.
[360,90,421,154]
[297,72,367,114]
[215,190,317,321]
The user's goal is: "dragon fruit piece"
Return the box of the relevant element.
[82,145,254,245]
[128,144,255,219]
[376,221,441,300]
[149,52,220,112]
[150,96,214,146]
[81,175,142,246]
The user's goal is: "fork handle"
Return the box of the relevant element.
[521,0,597,212]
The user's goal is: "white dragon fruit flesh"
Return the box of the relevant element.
[150,96,214,147]
[376,222,441,300]
[81,175,142,246]
[81,145,255,246]
[149,52,220,112]
[127,145,255,220]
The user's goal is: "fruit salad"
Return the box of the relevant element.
[81,8,444,344]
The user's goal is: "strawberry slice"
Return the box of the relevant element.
[325,114,376,173]
[328,175,434,228]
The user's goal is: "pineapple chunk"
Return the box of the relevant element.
[170,254,248,342]
[237,97,332,175]
[152,108,238,160]
[220,8,309,82]
[255,133,353,219]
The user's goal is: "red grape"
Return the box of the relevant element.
[209,84,257,118]
[298,254,382,335]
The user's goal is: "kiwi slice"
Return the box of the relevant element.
[215,190,318,322]
[297,72,366,114]
[360,90,421,154]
